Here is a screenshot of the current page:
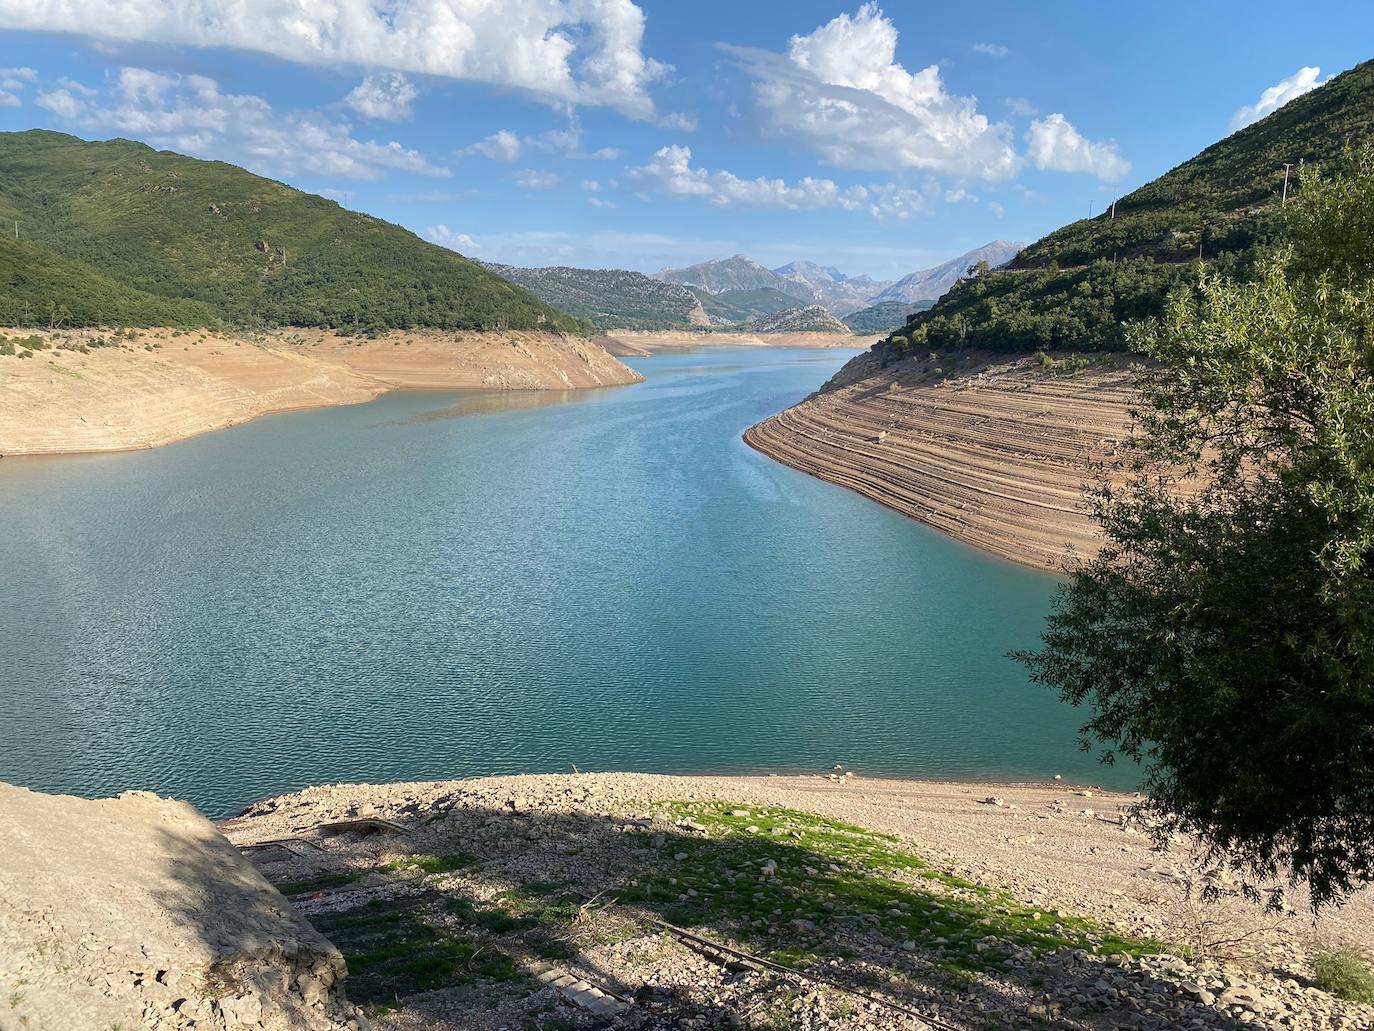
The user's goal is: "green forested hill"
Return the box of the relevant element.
[889,59,1374,354]
[0,130,587,333]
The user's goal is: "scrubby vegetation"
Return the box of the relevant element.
[1312,950,1374,1004]
[1018,150,1374,910]
[882,58,1374,355]
[0,130,588,334]
[481,262,705,330]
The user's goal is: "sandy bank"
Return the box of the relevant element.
[0,327,641,456]
[599,330,872,356]
[745,349,1136,572]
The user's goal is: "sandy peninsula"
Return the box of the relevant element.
[0,327,641,457]
[598,329,873,356]
[746,349,1137,572]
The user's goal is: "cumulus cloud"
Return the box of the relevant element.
[465,129,526,162]
[36,88,83,118]
[1026,113,1129,182]
[36,68,448,181]
[515,169,560,189]
[1,65,36,90]
[971,43,1008,57]
[345,72,418,121]
[627,144,931,219]
[726,3,1019,181]
[426,225,478,252]
[0,0,667,118]
[461,114,619,162]
[1231,66,1327,130]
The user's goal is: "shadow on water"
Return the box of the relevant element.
[201,795,1254,1030]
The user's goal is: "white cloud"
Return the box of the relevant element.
[345,72,418,121]
[727,3,1019,181]
[582,179,601,191]
[1026,113,1129,182]
[461,114,618,162]
[515,169,560,190]
[627,144,931,219]
[0,90,19,107]
[988,200,1005,218]
[36,88,82,118]
[1230,66,1327,130]
[971,43,1008,57]
[1,66,36,90]
[1005,96,1038,117]
[465,129,525,162]
[1,0,667,118]
[426,225,477,252]
[588,196,615,208]
[658,111,698,132]
[37,68,448,181]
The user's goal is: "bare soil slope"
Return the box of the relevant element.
[0,783,364,1031]
[745,350,1137,571]
[0,327,640,456]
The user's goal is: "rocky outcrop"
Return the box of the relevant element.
[744,305,850,334]
[0,784,366,1031]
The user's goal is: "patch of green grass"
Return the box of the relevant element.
[275,871,362,896]
[313,899,521,1004]
[1312,950,1374,1004]
[618,802,1164,978]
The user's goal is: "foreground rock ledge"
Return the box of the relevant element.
[0,783,365,1031]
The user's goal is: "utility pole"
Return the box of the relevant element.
[1282,163,1294,204]
[12,220,16,241]
[1110,198,1117,220]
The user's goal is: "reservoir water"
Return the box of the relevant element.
[0,347,1133,816]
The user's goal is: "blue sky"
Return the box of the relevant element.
[1,1,1371,279]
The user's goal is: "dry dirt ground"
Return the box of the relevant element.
[0,783,365,1031]
[0,327,641,456]
[220,772,1374,1031]
[744,349,1137,572]
[597,332,871,356]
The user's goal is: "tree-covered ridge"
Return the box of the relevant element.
[481,262,705,330]
[0,130,589,333]
[889,58,1374,354]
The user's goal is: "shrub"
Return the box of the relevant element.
[1312,950,1374,1004]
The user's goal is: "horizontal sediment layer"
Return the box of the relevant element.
[745,349,1137,571]
[0,327,642,456]
[598,330,871,356]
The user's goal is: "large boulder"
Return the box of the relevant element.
[0,784,367,1031]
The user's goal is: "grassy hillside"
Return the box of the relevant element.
[0,130,588,333]
[482,262,703,330]
[888,59,1374,354]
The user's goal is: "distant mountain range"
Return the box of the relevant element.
[485,242,1023,335]
[868,241,1023,305]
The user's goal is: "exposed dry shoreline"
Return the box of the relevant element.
[221,771,1373,1030]
[745,349,1136,572]
[598,330,872,356]
[0,327,641,457]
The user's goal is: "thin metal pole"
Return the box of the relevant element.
[1282,163,1294,204]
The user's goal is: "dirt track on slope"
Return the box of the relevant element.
[745,349,1137,571]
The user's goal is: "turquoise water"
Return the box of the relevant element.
[0,347,1130,817]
